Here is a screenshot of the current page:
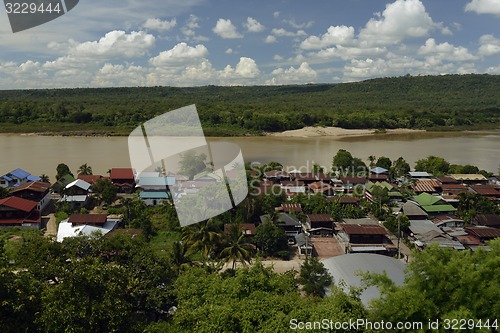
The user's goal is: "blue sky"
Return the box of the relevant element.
[0,0,499,88]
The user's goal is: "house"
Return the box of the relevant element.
[139,192,169,206]
[77,174,106,186]
[400,201,428,220]
[224,223,256,237]
[110,168,136,193]
[337,224,394,255]
[410,193,457,216]
[306,214,335,236]
[365,181,403,202]
[413,229,465,250]
[440,183,467,196]
[293,173,318,185]
[0,168,41,188]
[408,171,432,179]
[260,213,303,237]
[322,254,406,306]
[412,179,441,194]
[337,176,366,194]
[9,181,51,212]
[263,170,291,183]
[450,174,488,185]
[280,180,306,194]
[60,179,92,209]
[277,203,303,214]
[432,216,465,228]
[307,181,335,196]
[294,233,313,257]
[135,176,175,191]
[469,185,500,201]
[369,167,389,182]
[254,180,283,196]
[474,214,500,229]
[464,226,500,243]
[57,214,120,242]
[0,196,40,228]
[51,174,75,194]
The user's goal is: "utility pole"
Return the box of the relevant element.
[397,215,401,259]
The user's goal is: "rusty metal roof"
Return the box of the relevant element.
[0,196,37,212]
[341,224,387,235]
[68,214,108,225]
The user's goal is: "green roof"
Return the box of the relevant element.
[421,204,457,213]
[366,181,395,192]
[413,193,443,206]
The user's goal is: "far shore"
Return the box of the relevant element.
[267,126,426,138]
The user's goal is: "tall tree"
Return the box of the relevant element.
[298,257,333,298]
[77,163,93,175]
[39,174,50,183]
[56,163,73,181]
[178,151,208,180]
[181,221,221,257]
[219,225,254,270]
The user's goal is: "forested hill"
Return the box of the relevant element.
[0,74,499,136]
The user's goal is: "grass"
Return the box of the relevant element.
[0,227,43,261]
[149,230,182,259]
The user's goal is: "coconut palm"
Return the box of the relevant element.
[39,174,50,183]
[181,221,221,257]
[368,155,376,168]
[170,241,193,273]
[219,227,254,270]
[77,163,93,175]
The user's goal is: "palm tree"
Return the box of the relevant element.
[170,241,192,273]
[219,229,254,270]
[39,174,50,183]
[181,221,221,257]
[77,163,93,175]
[368,155,376,168]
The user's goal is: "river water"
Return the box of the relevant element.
[1,131,499,180]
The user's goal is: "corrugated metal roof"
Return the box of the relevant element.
[307,214,333,222]
[322,254,406,306]
[10,181,50,193]
[465,226,500,238]
[341,224,387,235]
[65,179,91,191]
[450,174,487,181]
[139,191,169,199]
[0,196,37,212]
[68,214,107,225]
[110,168,135,180]
[9,168,30,179]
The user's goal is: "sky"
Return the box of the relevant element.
[0,0,499,89]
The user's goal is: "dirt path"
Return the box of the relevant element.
[44,213,57,237]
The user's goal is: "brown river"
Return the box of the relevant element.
[1,131,499,180]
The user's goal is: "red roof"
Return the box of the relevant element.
[9,181,50,194]
[77,175,106,185]
[339,176,366,184]
[464,226,500,239]
[413,179,441,193]
[341,224,387,235]
[68,214,107,225]
[110,168,134,180]
[470,185,500,197]
[307,214,333,222]
[0,196,37,212]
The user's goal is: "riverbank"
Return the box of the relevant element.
[267,126,426,138]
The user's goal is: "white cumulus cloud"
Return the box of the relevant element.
[478,34,500,56]
[418,38,478,62]
[300,25,356,50]
[465,0,500,16]
[245,17,265,33]
[149,42,208,66]
[213,19,243,39]
[143,18,177,32]
[359,0,435,45]
[267,62,317,85]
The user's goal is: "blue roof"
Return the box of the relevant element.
[137,177,175,187]
[9,168,31,179]
[139,191,169,199]
[371,167,389,174]
[27,175,41,181]
[1,175,12,181]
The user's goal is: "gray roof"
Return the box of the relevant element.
[401,201,428,217]
[409,171,432,178]
[409,220,443,236]
[322,254,407,306]
[259,213,302,227]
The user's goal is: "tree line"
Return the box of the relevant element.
[0,74,499,135]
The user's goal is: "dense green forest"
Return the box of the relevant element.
[0,74,499,136]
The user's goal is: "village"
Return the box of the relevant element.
[1,151,499,260]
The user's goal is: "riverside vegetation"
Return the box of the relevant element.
[0,74,499,136]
